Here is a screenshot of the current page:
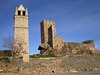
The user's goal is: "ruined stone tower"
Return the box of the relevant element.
[39,20,98,56]
[14,4,29,62]
[40,20,63,50]
[41,20,56,48]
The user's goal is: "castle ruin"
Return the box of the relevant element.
[40,20,63,53]
[39,20,98,55]
[14,4,29,62]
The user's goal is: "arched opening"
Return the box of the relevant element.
[23,11,25,16]
[18,11,21,15]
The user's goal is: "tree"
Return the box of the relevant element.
[13,38,27,58]
[2,35,14,50]
[1,35,28,58]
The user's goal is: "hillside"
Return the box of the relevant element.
[0,55,100,75]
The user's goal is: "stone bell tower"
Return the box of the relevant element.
[14,4,29,62]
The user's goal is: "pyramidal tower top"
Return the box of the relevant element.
[18,4,25,11]
[15,4,28,16]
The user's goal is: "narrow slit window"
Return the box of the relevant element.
[18,11,21,15]
[23,11,25,16]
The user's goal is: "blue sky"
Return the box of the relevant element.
[0,0,100,55]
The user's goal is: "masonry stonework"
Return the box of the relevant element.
[40,20,63,53]
[82,40,95,47]
[14,4,29,62]
[39,20,99,55]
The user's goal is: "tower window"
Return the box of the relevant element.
[18,11,21,15]
[23,11,25,16]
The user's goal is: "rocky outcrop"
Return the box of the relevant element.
[38,43,52,54]
[41,49,62,56]
[61,43,99,56]
[38,41,99,56]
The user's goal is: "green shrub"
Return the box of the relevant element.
[0,58,10,63]
[30,54,57,58]
[0,50,12,57]
[5,58,10,63]
[3,58,10,63]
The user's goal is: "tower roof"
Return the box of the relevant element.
[18,4,25,11]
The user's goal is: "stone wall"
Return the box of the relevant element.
[64,42,91,48]
[62,41,98,55]
[82,40,95,47]
[54,37,63,49]
[64,41,95,50]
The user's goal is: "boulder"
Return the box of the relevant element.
[38,43,50,50]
